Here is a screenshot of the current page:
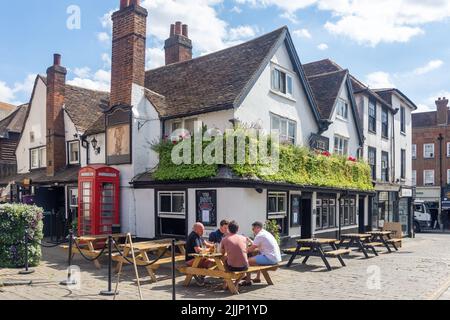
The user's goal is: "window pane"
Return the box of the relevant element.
[160,194,172,212]
[287,75,293,95]
[172,194,185,213]
[268,196,277,213]
[278,195,286,213]
[271,116,280,131]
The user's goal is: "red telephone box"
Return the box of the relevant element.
[77,165,120,236]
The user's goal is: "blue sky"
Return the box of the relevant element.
[1,0,450,112]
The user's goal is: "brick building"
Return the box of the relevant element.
[412,97,450,229]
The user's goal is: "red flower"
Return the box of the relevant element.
[321,151,331,157]
[348,156,357,162]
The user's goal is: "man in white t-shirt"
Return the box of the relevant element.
[243,221,282,286]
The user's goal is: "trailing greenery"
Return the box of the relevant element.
[151,130,373,191]
[264,220,281,245]
[0,204,44,268]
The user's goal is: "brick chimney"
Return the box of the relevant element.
[164,21,193,65]
[110,0,148,107]
[46,53,67,176]
[436,97,449,126]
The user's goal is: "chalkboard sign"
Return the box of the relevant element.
[196,190,217,227]
[291,194,301,227]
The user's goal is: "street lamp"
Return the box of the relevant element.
[91,137,101,155]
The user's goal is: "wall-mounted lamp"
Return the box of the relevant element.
[91,137,101,155]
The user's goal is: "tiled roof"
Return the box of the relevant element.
[373,88,418,110]
[64,84,109,134]
[0,166,80,186]
[306,70,347,119]
[0,104,28,136]
[144,27,286,118]
[303,59,343,77]
[412,111,444,128]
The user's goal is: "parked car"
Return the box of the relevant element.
[413,201,432,233]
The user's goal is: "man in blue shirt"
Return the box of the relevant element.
[208,220,229,244]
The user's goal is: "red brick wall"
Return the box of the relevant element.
[46,55,67,176]
[164,22,192,65]
[412,126,450,187]
[110,4,147,107]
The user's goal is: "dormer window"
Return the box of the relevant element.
[271,67,293,97]
[68,141,80,165]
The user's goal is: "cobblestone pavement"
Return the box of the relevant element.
[1,233,450,300]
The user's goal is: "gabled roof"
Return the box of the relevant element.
[304,59,394,110]
[0,103,28,136]
[144,27,322,127]
[64,84,109,134]
[306,70,348,119]
[373,88,418,111]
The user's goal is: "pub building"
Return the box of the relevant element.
[0,0,415,241]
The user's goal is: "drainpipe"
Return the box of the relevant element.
[438,133,444,222]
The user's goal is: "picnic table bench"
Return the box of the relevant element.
[112,239,186,283]
[338,233,378,258]
[61,233,128,269]
[366,231,399,253]
[178,253,278,295]
[285,238,351,271]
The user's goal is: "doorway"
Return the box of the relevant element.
[300,194,312,239]
[34,186,67,241]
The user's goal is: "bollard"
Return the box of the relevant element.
[172,239,176,301]
[19,229,35,275]
[60,230,77,286]
[100,235,116,296]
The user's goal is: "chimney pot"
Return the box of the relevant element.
[120,0,129,9]
[53,54,61,66]
[170,24,175,37]
[182,24,188,37]
[175,21,182,35]
[129,0,140,6]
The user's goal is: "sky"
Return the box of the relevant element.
[1,0,450,113]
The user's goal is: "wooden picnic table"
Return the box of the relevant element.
[286,238,351,271]
[61,233,128,269]
[366,230,399,253]
[179,252,278,295]
[113,239,186,283]
[338,233,378,258]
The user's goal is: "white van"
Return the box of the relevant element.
[413,201,432,233]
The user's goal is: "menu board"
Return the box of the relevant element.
[196,190,217,227]
[291,195,301,227]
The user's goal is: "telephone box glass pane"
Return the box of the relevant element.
[80,182,92,235]
[100,183,115,234]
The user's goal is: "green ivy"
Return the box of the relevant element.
[151,132,373,191]
[0,204,44,268]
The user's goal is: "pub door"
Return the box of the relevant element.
[358,197,365,233]
[301,195,312,239]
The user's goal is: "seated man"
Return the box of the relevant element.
[244,221,282,285]
[185,223,215,286]
[221,221,249,272]
[209,219,229,244]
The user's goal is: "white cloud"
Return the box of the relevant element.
[235,0,450,46]
[279,12,299,24]
[97,32,110,43]
[317,43,328,50]
[365,71,395,88]
[101,53,111,69]
[146,48,165,69]
[73,67,91,79]
[228,25,257,41]
[0,74,36,104]
[413,59,444,75]
[293,28,312,39]
[67,59,110,92]
[415,91,450,113]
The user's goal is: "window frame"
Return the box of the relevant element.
[447,142,450,158]
[267,191,288,219]
[67,140,81,165]
[29,146,46,170]
[333,135,349,156]
[336,99,349,120]
[400,106,406,134]
[315,194,337,231]
[340,197,357,227]
[271,65,294,98]
[157,191,186,218]
[412,170,417,186]
[424,143,435,159]
[270,113,297,144]
[368,99,377,133]
[368,147,377,181]
[401,149,406,179]
[424,170,435,186]
[381,107,389,139]
[381,151,389,182]
[412,144,417,159]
